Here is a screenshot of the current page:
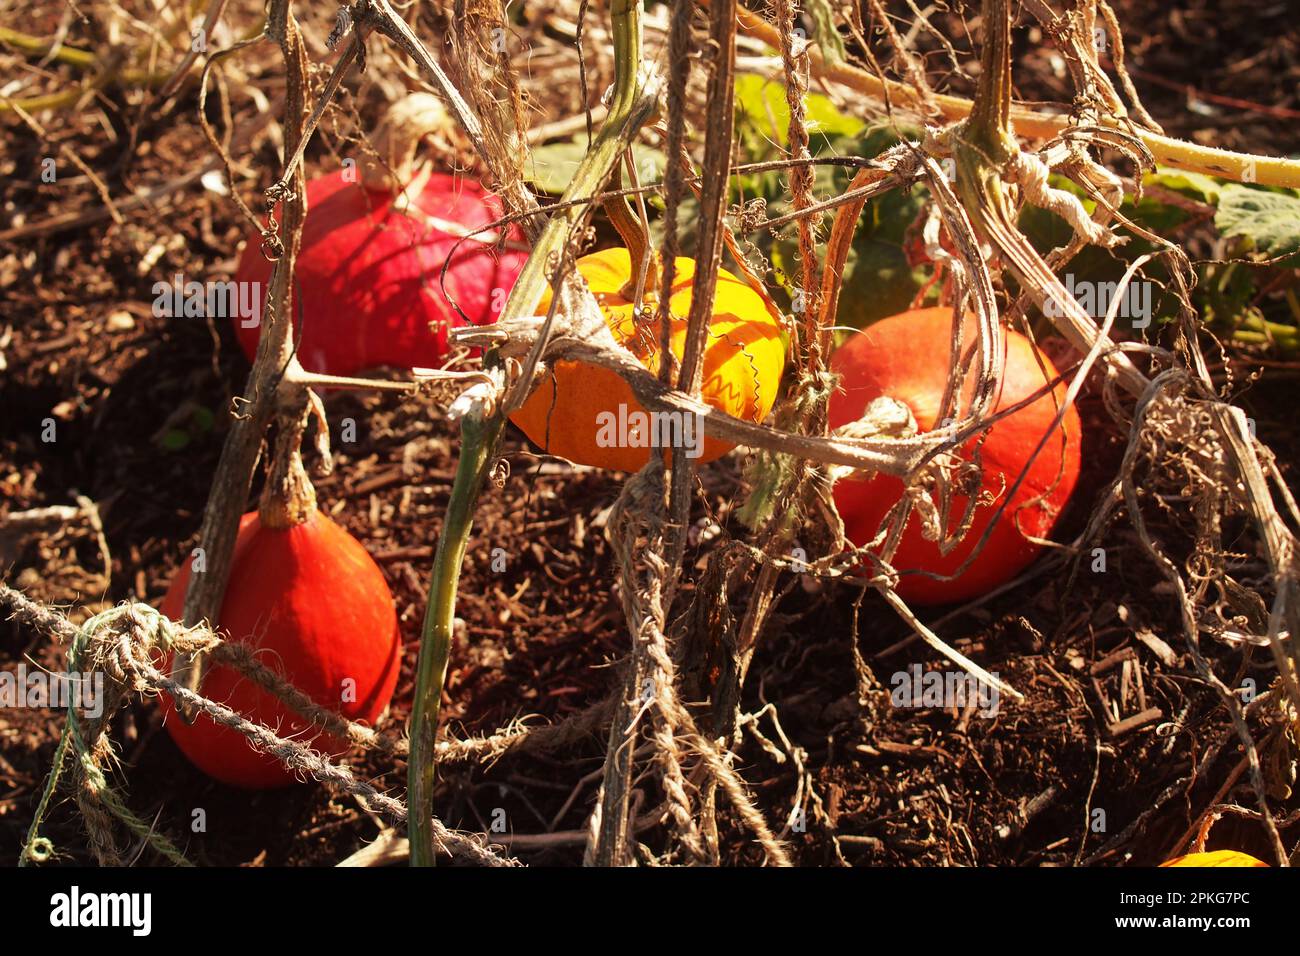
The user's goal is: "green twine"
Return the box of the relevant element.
[19,724,71,867]
[20,603,193,867]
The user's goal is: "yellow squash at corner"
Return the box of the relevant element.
[510,247,786,471]
[1160,850,1269,867]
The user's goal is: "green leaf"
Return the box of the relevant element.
[1216,185,1300,261]
[733,73,863,156]
[524,139,666,196]
[160,429,190,452]
[191,405,215,432]
[1200,262,1260,328]
[804,0,847,68]
[647,193,701,258]
[1145,168,1223,204]
[1126,193,1191,236]
[736,447,795,530]
[835,238,928,335]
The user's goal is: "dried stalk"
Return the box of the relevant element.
[663,0,737,597]
[729,0,1300,188]
[171,0,311,716]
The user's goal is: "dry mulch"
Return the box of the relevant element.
[1,0,1297,866]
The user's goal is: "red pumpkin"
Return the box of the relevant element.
[232,169,526,375]
[161,510,401,788]
[829,307,1081,605]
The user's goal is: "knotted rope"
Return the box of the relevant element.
[2,585,516,867]
[593,462,793,866]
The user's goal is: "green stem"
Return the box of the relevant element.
[963,0,1012,158]
[0,67,172,113]
[609,0,640,119]
[0,27,96,67]
[498,0,654,330]
[0,18,266,114]
[18,724,71,866]
[1284,287,1300,325]
[1228,316,1300,351]
[951,0,1015,263]
[405,0,651,868]
[408,411,503,867]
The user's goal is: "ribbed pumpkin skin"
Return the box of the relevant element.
[829,308,1081,605]
[232,170,527,375]
[1160,850,1270,867]
[160,511,400,789]
[509,248,786,471]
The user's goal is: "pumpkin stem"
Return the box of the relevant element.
[405,0,656,866]
[257,392,318,529]
[360,92,455,192]
[961,0,1014,161]
[604,158,660,307]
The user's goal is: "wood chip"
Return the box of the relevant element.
[373,545,434,563]
[1134,627,1178,667]
[1106,706,1163,738]
[1090,646,1136,675]
[353,466,407,496]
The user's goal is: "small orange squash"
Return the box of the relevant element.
[1160,850,1269,867]
[160,510,400,789]
[509,248,786,471]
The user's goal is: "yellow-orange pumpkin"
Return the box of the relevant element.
[1160,850,1269,867]
[509,248,786,471]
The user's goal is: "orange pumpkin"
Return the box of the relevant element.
[829,308,1082,605]
[509,248,786,471]
[1160,850,1269,868]
[160,510,400,788]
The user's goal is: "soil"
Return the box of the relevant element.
[1,0,1297,867]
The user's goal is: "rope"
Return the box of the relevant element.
[3,577,762,867]
[607,464,708,863]
[1,585,516,867]
[597,463,792,865]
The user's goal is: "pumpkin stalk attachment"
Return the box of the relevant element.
[960,0,1013,162]
[951,0,1149,395]
[257,389,318,531]
[603,159,659,309]
[170,16,311,720]
[360,92,454,192]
